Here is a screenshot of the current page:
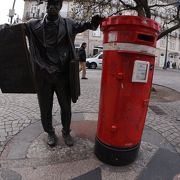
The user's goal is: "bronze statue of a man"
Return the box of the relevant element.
[0,0,103,147]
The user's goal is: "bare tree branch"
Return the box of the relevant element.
[71,0,180,39]
[150,2,178,8]
[158,23,180,40]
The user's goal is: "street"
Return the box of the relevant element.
[153,68,180,92]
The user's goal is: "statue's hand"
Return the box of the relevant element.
[91,15,105,28]
[0,24,10,30]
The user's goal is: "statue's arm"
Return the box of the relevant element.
[71,15,104,34]
[71,21,94,34]
[0,23,30,37]
[0,24,10,30]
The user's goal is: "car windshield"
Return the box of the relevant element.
[93,53,102,58]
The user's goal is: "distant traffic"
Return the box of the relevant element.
[86,52,103,69]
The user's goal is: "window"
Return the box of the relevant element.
[179,40,180,51]
[93,48,99,55]
[160,37,166,48]
[169,41,176,50]
[75,44,80,53]
[31,6,37,13]
[93,46,103,55]
[41,12,45,18]
[99,54,103,59]
[36,9,40,18]
[92,27,101,37]
[168,36,176,50]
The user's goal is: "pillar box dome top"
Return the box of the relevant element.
[101,15,160,33]
[101,16,160,47]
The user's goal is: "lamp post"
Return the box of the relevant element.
[9,0,16,24]
[163,33,169,69]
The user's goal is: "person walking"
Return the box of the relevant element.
[78,42,88,79]
[0,0,103,147]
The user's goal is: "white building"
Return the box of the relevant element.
[23,0,180,69]
[23,0,103,57]
[153,9,180,69]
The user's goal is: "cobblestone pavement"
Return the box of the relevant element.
[0,69,101,154]
[0,68,180,156]
[0,68,180,179]
[152,68,180,152]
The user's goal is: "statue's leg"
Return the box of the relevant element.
[55,75,71,135]
[36,72,54,134]
[55,74,74,146]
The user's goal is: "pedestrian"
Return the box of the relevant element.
[0,0,103,147]
[78,42,88,79]
[167,61,170,68]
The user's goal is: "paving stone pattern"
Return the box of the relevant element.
[146,101,180,154]
[0,141,158,180]
[1,69,180,157]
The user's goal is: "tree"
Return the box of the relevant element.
[71,0,180,40]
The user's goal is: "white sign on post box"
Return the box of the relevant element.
[132,60,150,83]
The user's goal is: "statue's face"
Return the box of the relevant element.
[47,0,62,17]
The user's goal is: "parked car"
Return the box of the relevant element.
[86,52,103,69]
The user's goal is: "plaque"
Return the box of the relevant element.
[132,60,150,83]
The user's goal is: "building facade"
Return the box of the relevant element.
[154,10,180,69]
[23,0,103,57]
[23,0,180,69]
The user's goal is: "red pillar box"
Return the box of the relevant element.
[95,16,160,166]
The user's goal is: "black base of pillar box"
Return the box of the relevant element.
[94,137,140,166]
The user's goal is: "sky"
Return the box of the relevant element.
[0,0,24,24]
